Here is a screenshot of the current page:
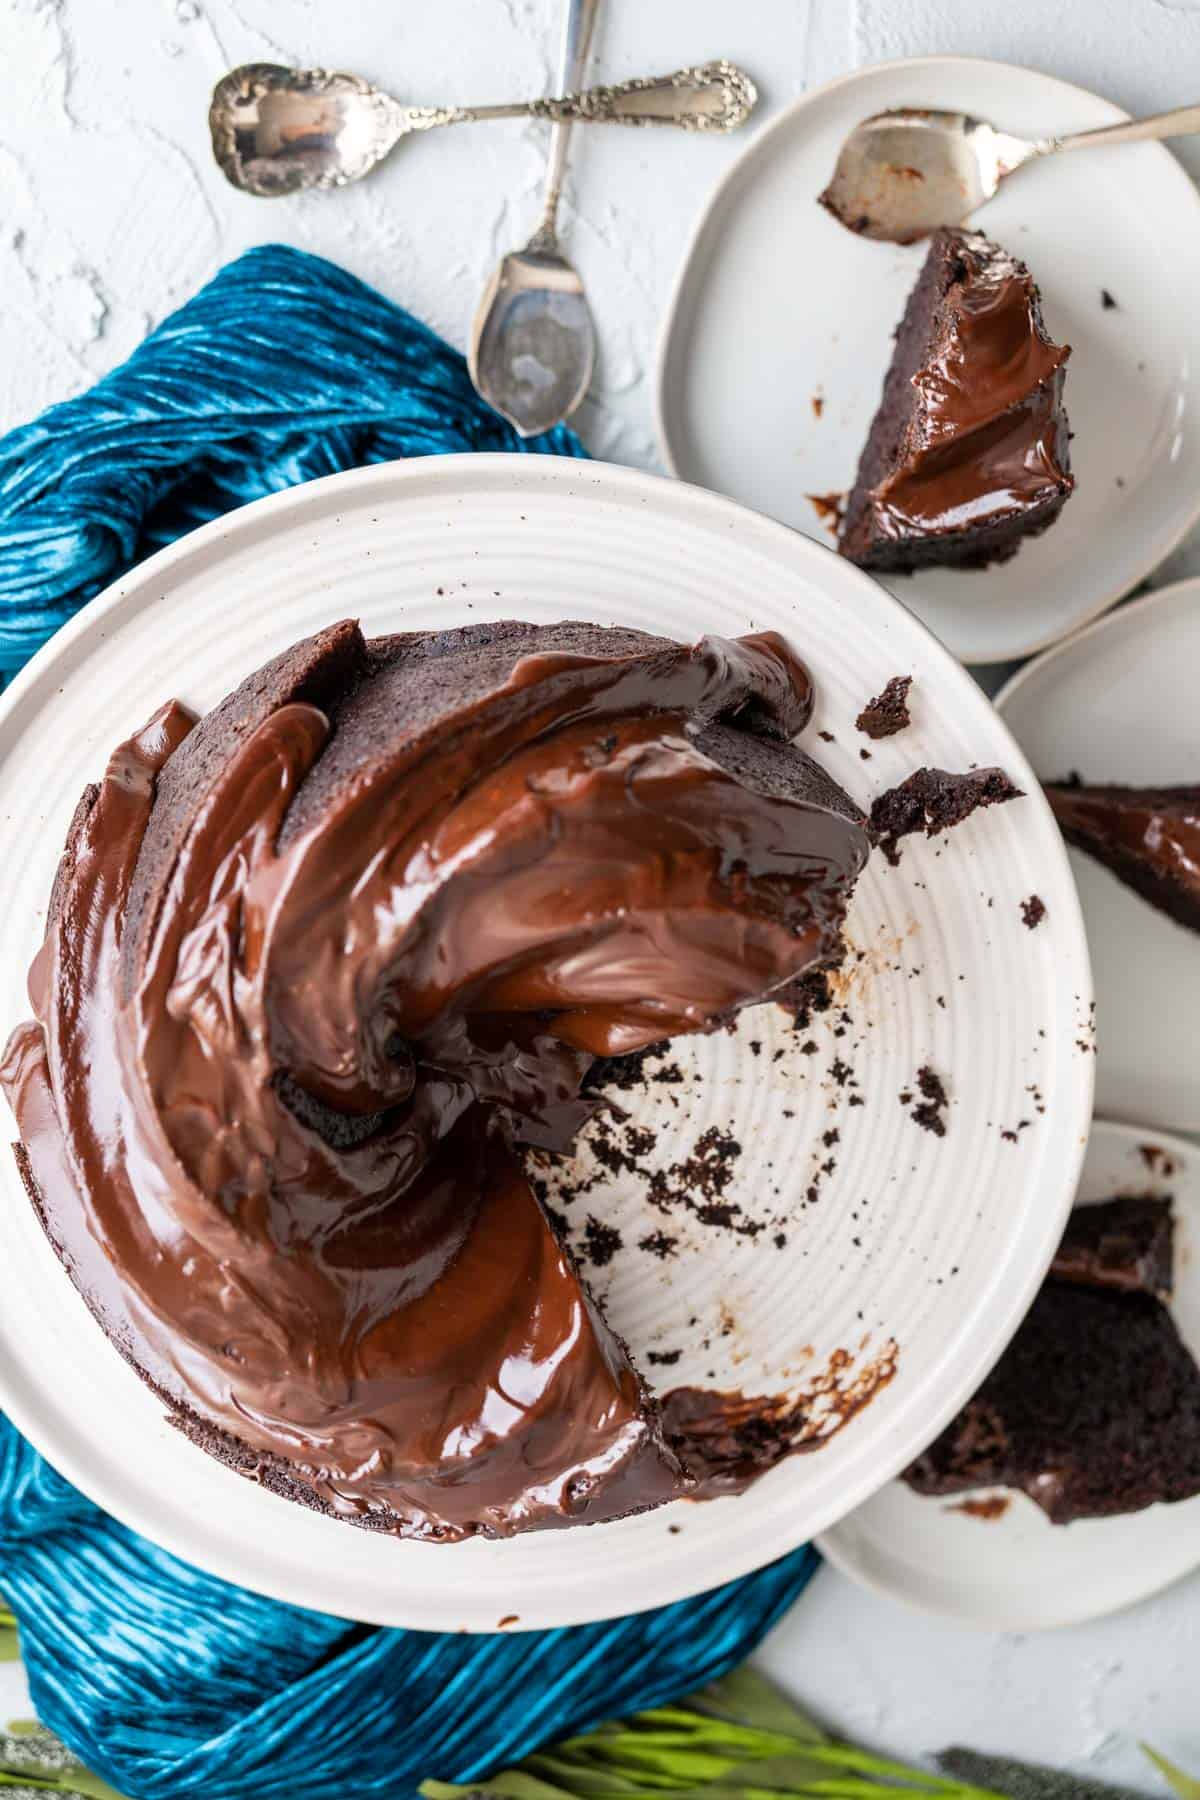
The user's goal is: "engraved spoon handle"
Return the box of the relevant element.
[404,61,758,135]
[1053,101,1200,152]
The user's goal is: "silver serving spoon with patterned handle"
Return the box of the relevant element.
[820,100,1200,243]
[211,57,757,198]
[468,0,600,438]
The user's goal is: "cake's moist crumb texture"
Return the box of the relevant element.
[838,228,1074,573]
[906,1196,1200,1523]
[870,765,1023,866]
[856,675,913,740]
[1,618,875,1544]
[1044,779,1200,937]
[1050,1195,1174,1302]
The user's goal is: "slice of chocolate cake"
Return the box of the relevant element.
[1044,780,1200,936]
[906,1197,1200,1523]
[839,229,1074,573]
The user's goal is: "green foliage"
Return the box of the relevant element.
[421,1668,1008,1800]
[0,1723,127,1798]
[1143,1747,1200,1800]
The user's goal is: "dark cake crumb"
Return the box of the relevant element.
[639,1228,678,1260]
[782,966,835,1029]
[644,1126,757,1239]
[1101,288,1118,310]
[856,674,913,740]
[647,1348,683,1367]
[870,766,1023,865]
[581,1216,623,1268]
[582,1044,670,1094]
[1020,894,1046,930]
[902,1064,948,1137]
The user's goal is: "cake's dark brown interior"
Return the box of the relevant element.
[906,1197,1200,1523]
[2,618,873,1542]
[1049,1194,1174,1300]
[1045,780,1200,936]
[839,228,1074,573]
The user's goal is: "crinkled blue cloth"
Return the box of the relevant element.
[0,245,818,1800]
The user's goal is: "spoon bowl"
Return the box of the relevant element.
[819,109,1029,243]
[820,99,1200,244]
[469,238,596,438]
[210,64,415,196]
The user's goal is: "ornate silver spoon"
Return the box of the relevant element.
[820,100,1200,243]
[211,57,757,198]
[468,0,599,439]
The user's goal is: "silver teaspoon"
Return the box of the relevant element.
[211,57,757,198]
[820,100,1200,243]
[468,0,599,438]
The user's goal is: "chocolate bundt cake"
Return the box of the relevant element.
[2,619,870,1541]
[839,229,1074,573]
[1044,780,1200,936]
[906,1197,1200,1523]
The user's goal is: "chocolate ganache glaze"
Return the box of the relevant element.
[1044,780,1200,937]
[839,229,1073,573]
[2,619,870,1541]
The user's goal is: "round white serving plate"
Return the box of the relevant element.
[819,1118,1200,1632]
[0,454,1092,1630]
[656,56,1200,667]
[996,579,1200,1131]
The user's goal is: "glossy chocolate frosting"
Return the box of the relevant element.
[1045,780,1200,936]
[840,229,1073,571]
[2,619,869,1540]
[874,234,1070,538]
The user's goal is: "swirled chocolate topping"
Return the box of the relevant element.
[840,229,1073,572]
[2,619,869,1540]
[1045,780,1200,936]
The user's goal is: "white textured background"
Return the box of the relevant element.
[2,0,1199,1785]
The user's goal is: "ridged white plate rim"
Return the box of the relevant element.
[0,454,1093,1629]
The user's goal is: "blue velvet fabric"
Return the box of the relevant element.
[0,244,819,1800]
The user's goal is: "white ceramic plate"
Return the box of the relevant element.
[819,1118,1200,1631]
[656,56,1200,667]
[996,580,1200,1131]
[0,455,1092,1630]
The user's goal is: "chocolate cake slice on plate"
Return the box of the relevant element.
[906,1197,1200,1523]
[839,228,1074,573]
[1044,780,1200,935]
